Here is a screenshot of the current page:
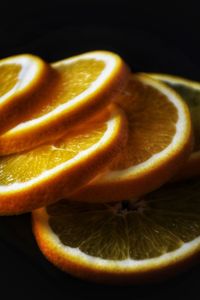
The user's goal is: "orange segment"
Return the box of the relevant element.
[71,73,192,202]
[0,54,49,134]
[32,178,200,285]
[0,64,21,96]
[112,77,178,169]
[30,59,105,117]
[0,104,127,215]
[0,51,129,155]
[148,73,200,180]
[0,123,106,184]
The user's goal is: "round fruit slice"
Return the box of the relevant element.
[148,73,200,180]
[0,104,126,215]
[0,51,129,155]
[70,73,192,202]
[0,54,49,134]
[32,178,200,285]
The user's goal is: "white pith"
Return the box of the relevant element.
[38,208,200,271]
[33,73,199,273]
[0,112,118,192]
[149,73,200,91]
[92,75,190,183]
[149,73,200,159]
[0,56,39,103]
[5,52,117,133]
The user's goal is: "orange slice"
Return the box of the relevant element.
[70,73,192,202]
[0,54,49,134]
[0,104,126,215]
[32,178,200,284]
[0,51,129,155]
[149,73,200,180]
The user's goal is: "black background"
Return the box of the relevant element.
[0,1,200,299]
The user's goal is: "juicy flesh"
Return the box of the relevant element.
[163,81,200,151]
[0,64,21,97]
[0,123,106,185]
[112,77,178,170]
[12,59,105,122]
[48,178,200,260]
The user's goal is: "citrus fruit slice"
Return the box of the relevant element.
[0,54,49,134]
[70,74,192,202]
[0,51,129,155]
[32,178,200,284]
[148,73,200,180]
[0,104,126,215]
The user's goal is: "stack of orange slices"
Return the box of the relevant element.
[0,51,199,284]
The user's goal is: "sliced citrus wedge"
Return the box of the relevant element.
[0,54,49,134]
[0,51,129,155]
[32,178,200,284]
[149,73,200,180]
[70,74,192,202]
[0,104,126,215]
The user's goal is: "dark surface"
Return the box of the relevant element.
[0,1,200,299]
